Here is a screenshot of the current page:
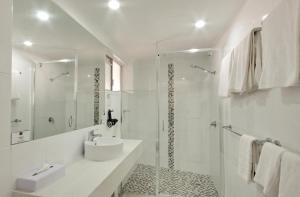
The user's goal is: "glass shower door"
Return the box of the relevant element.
[157,51,220,197]
[120,57,159,196]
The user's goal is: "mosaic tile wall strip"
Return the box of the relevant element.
[168,63,175,169]
[122,164,219,197]
[94,67,100,125]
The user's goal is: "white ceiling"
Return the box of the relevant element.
[53,0,247,62]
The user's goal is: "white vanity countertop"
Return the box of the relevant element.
[12,139,143,197]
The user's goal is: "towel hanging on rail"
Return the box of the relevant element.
[278,152,300,197]
[259,0,300,89]
[238,135,257,183]
[254,142,285,197]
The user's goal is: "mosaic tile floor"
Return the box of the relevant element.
[122,164,219,197]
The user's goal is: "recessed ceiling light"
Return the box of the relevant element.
[108,0,120,10]
[59,59,74,63]
[195,20,206,29]
[36,11,50,21]
[188,48,200,53]
[23,41,33,47]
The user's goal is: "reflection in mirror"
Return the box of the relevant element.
[105,91,121,137]
[11,0,109,144]
[34,59,76,139]
[77,52,106,129]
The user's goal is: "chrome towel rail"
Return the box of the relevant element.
[222,125,281,146]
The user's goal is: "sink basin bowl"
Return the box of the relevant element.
[84,137,124,161]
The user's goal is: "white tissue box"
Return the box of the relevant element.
[16,164,65,192]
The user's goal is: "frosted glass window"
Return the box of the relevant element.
[112,61,121,91]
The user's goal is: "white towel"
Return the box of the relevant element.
[218,51,233,97]
[259,0,300,89]
[278,152,300,197]
[229,33,251,93]
[238,135,257,183]
[254,143,285,197]
[230,28,262,94]
[249,28,262,92]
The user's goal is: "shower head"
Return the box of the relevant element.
[49,72,70,82]
[190,65,216,75]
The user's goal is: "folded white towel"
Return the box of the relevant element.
[218,51,233,97]
[248,28,262,92]
[230,28,262,94]
[238,135,257,183]
[254,143,285,197]
[259,0,300,89]
[229,33,251,93]
[278,152,300,197]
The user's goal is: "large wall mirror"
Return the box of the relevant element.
[11,0,119,144]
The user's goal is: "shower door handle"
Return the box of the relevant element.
[162,120,165,132]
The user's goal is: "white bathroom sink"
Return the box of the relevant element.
[84,137,124,161]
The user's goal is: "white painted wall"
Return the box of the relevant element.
[215,0,300,196]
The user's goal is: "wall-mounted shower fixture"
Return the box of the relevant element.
[48,117,55,124]
[190,65,216,75]
[210,121,217,127]
[49,72,70,82]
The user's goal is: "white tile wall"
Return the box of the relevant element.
[0,0,12,74]
[0,148,12,197]
[0,73,11,149]
[0,0,13,196]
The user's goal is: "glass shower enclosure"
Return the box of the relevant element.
[157,51,220,196]
[122,50,222,197]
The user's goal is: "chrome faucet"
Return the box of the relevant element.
[88,130,103,141]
